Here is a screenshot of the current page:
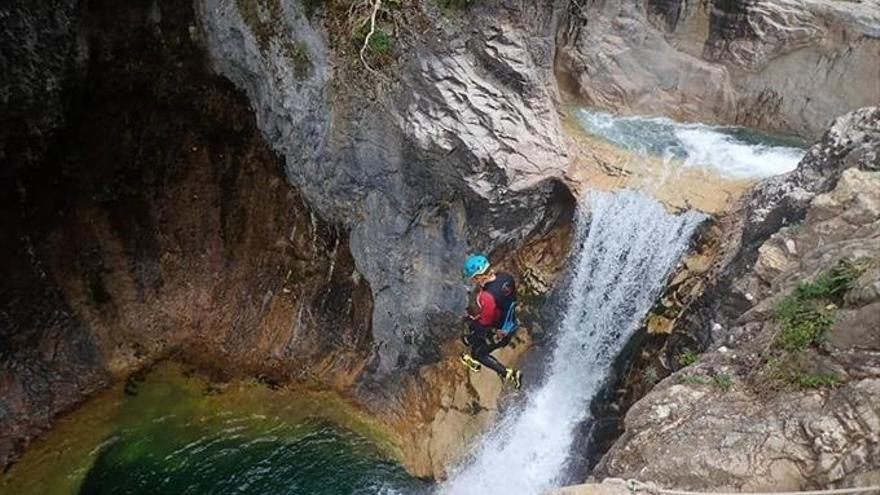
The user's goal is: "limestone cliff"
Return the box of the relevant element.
[557,0,880,138]
[593,108,880,489]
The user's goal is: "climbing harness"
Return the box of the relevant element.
[620,478,880,495]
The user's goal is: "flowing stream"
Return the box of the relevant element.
[573,108,806,178]
[441,190,706,495]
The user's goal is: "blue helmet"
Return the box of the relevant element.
[463,253,490,279]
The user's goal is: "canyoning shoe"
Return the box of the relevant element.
[505,368,522,389]
[459,353,481,372]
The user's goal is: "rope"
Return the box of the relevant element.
[621,478,880,495]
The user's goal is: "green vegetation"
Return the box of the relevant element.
[712,373,732,391]
[367,28,394,53]
[302,0,327,19]
[354,24,395,56]
[761,258,872,390]
[793,372,841,389]
[235,0,284,51]
[436,0,474,11]
[676,371,732,391]
[765,355,842,390]
[677,374,708,386]
[678,350,700,367]
[774,258,869,351]
[643,366,659,385]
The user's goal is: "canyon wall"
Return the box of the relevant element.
[0,0,575,473]
[557,0,880,138]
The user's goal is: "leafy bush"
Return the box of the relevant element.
[367,28,394,54]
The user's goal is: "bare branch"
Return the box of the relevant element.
[359,0,382,74]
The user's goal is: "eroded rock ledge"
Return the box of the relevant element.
[195,0,575,380]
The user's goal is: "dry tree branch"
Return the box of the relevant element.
[359,0,382,74]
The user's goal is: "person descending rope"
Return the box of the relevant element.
[459,253,522,389]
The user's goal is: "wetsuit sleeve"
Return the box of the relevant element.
[476,290,497,326]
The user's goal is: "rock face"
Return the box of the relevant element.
[195,0,575,378]
[0,0,85,176]
[556,0,880,138]
[0,1,372,468]
[594,108,880,489]
[0,0,576,475]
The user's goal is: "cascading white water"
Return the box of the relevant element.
[573,108,806,178]
[440,190,706,495]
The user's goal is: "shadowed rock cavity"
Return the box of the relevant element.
[0,0,372,468]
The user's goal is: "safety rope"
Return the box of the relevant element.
[620,478,880,495]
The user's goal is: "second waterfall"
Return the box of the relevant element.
[441,190,706,495]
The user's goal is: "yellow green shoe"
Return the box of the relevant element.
[459,353,481,372]
[505,368,522,389]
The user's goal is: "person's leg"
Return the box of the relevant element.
[470,338,508,377]
[487,331,514,353]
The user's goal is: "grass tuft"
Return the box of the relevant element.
[712,373,732,391]
[678,350,700,367]
[773,258,870,352]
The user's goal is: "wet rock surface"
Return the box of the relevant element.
[557,0,880,138]
[593,107,880,488]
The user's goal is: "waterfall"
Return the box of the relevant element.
[440,190,706,495]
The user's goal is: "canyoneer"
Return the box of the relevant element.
[459,253,523,389]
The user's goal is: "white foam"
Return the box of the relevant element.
[673,127,804,178]
[574,108,806,179]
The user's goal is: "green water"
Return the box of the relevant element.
[1,364,427,495]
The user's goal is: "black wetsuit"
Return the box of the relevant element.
[465,272,517,376]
